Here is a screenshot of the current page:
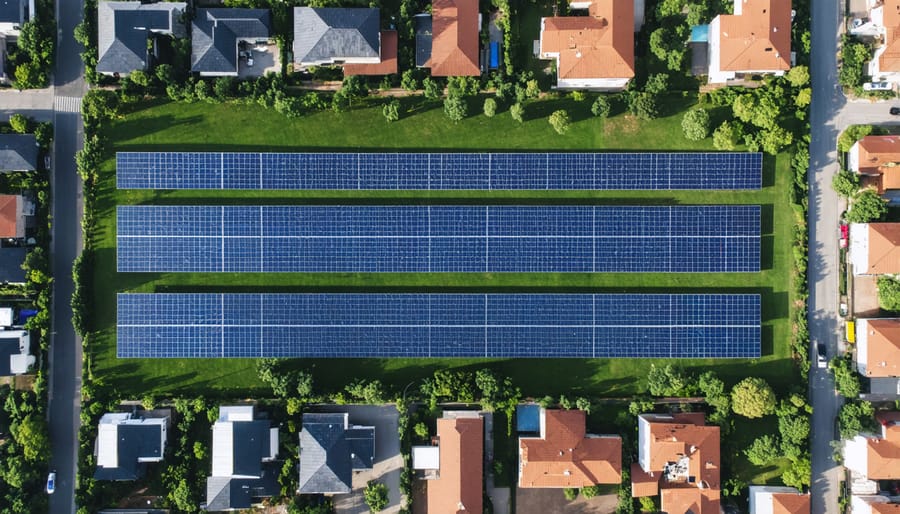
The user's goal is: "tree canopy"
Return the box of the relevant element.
[730,377,776,418]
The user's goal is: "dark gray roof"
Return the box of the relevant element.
[94,423,163,481]
[0,336,17,375]
[97,1,186,75]
[0,247,25,284]
[191,8,271,74]
[231,420,271,477]
[292,7,380,64]
[414,14,432,68]
[0,0,25,25]
[298,413,374,494]
[0,134,37,172]
[205,463,279,511]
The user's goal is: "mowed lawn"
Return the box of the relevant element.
[91,97,796,402]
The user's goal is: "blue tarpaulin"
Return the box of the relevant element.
[18,309,37,324]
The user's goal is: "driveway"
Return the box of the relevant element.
[515,488,617,514]
[317,405,404,514]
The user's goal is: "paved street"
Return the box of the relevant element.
[809,0,846,513]
[47,0,86,512]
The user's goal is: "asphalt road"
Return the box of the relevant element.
[808,0,845,512]
[47,0,85,511]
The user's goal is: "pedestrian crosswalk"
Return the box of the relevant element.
[53,96,82,113]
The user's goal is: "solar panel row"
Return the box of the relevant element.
[116,151,763,190]
[116,205,761,273]
[116,293,761,358]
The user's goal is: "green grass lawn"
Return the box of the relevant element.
[91,97,796,406]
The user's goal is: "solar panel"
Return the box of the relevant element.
[116,293,761,358]
[115,152,763,190]
[116,205,760,273]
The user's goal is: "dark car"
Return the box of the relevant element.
[816,343,828,369]
[891,107,900,115]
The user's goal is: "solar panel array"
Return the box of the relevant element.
[117,205,760,273]
[116,293,761,358]
[115,152,763,190]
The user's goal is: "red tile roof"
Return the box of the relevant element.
[519,409,621,488]
[771,492,811,514]
[0,195,20,239]
[343,31,398,76]
[862,318,900,377]
[881,0,900,72]
[427,416,483,514]
[428,0,480,76]
[539,0,634,80]
[855,136,900,192]
[716,0,791,72]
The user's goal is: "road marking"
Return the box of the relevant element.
[53,96,81,113]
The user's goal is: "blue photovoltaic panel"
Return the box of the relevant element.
[115,152,763,190]
[116,293,761,358]
[116,205,760,273]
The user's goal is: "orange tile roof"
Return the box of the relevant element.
[882,0,900,72]
[427,416,483,514]
[519,409,621,488]
[862,319,900,377]
[343,31,398,76]
[865,412,900,479]
[0,195,20,238]
[716,0,791,72]
[871,504,900,514]
[428,0,480,76]
[771,492,811,514]
[866,224,900,275]
[856,136,900,192]
[539,0,634,80]
[638,413,720,514]
[630,462,658,498]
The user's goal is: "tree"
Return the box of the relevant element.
[878,276,900,311]
[296,370,314,399]
[832,169,860,197]
[647,364,689,397]
[414,422,429,440]
[591,96,611,118]
[629,93,659,120]
[638,496,657,512]
[81,89,120,126]
[786,66,810,87]
[401,69,419,91]
[8,114,29,134]
[681,109,710,141]
[713,121,742,150]
[525,79,541,99]
[364,481,389,512]
[510,103,525,123]
[214,76,236,99]
[35,121,52,147]
[382,99,400,122]
[558,395,572,409]
[778,414,810,448]
[795,88,812,108]
[846,189,888,223]
[575,397,591,414]
[12,415,50,462]
[475,369,500,402]
[781,456,811,489]
[13,61,45,90]
[829,355,861,398]
[730,377,776,418]
[483,97,497,117]
[581,484,601,499]
[549,110,570,134]
[744,435,780,465]
[345,379,387,404]
[839,125,874,152]
[129,70,149,87]
[155,64,175,86]
[563,488,579,501]
[444,95,468,122]
[757,126,794,155]
[644,73,669,95]
[838,401,876,439]
[423,77,442,99]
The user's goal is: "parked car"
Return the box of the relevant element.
[864,81,893,91]
[891,107,900,115]
[45,472,55,494]
[816,343,828,369]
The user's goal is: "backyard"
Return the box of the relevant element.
[90,95,796,402]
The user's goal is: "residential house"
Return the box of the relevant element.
[855,318,900,378]
[205,405,280,511]
[0,328,32,375]
[293,8,397,76]
[538,0,637,90]
[411,411,483,514]
[0,247,25,284]
[857,0,900,83]
[748,486,810,514]
[97,1,187,76]
[707,0,791,84]
[0,0,32,37]
[94,412,168,480]
[0,195,28,240]
[192,9,271,77]
[849,223,900,275]
[843,411,900,494]
[415,0,480,76]
[848,136,900,200]
[298,412,375,494]
[0,134,38,173]
[518,408,622,488]
[852,495,900,514]
[631,413,721,514]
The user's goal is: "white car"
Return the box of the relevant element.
[46,472,56,494]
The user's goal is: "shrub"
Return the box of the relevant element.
[423,77,442,99]
[483,97,497,117]
[712,121,742,150]
[838,401,876,439]
[647,364,689,397]
[879,276,900,311]
[781,456,811,489]
[730,377,776,418]
[681,109,710,141]
[847,189,889,223]
[549,110,570,135]
[838,125,873,153]
[829,355,861,398]
[401,69,418,91]
[364,481,389,512]
[744,435,780,465]
[786,65,810,87]
[644,73,669,95]
[591,96,611,118]
[8,114,29,134]
[629,92,658,120]
[581,484,601,498]
[383,99,400,123]
[832,169,860,197]
[563,488,579,501]
[510,103,525,123]
[444,96,468,122]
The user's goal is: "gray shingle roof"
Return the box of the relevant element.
[96,1,186,75]
[205,464,280,511]
[0,247,25,284]
[93,422,163,481]
[191,8,271,74]
[0,134,37,172]
[298,413,374,494]
[0,336,17,375]
[292,7,380,65]
[414,14,433,68]
[0,0,26,25]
